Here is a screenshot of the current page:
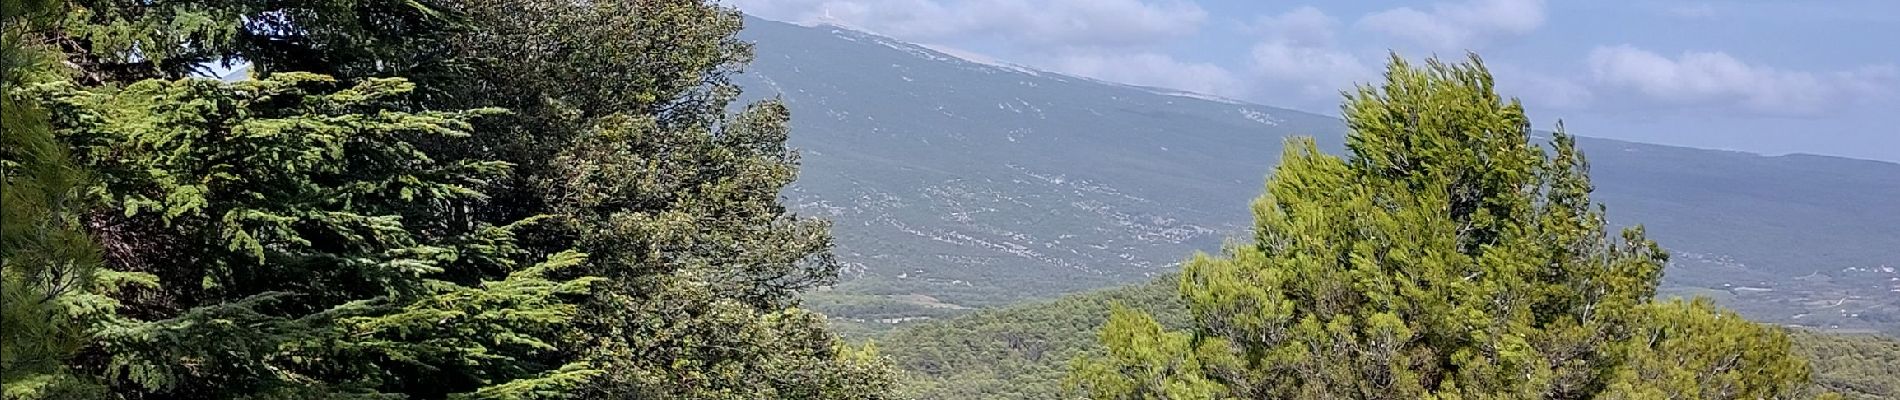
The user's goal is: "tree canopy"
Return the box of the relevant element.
[3,0,893,398]
[1070,54,1816,400]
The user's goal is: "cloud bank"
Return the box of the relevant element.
[731,0,1205,50]
[1357,0,1547,51]
[1588,45,1898,116]
[735,0,1897,120]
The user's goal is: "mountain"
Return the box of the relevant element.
[875,276,1900,400]
[732,17,1900,335]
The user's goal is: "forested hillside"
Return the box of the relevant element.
[881,56,1875,400]
[1795,331,1900,399]
[734,17,1900,336]
[881,277,1900,399]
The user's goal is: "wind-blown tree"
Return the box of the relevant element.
[1070,54,1813,399]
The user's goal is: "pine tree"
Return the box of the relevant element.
[1605,299,1812,399]
[1070,54,1814,399]
[2,0,119,396]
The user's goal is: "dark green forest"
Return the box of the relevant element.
[2,0,1892,399]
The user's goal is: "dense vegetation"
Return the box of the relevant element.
[1070,55,1815,399]
[1794,331,1900,399]
[880,279,1182,399]
[880,277,1900,400]
[1,0,890,398]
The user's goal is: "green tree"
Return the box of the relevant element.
[2,0,120,396]
[427,0,896,396]
[22,0,893,397]
[1605,299,1813,399]
[28,72,598,398]
[55,0,457,83]
[1071,54,1813,399]
[21,1,611,396]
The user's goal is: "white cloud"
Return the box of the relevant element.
[729,0,1206,50]
[1664,3,1717,19]
[1587,45,1897,115]
[1239,7,1375,107]
[1248,6,1339,47]
[1047,53,1244,98]
[1357,0,1546,51]
[735,0,1232,100]
[1248,41,1372,102]
[1491,65,1594,110]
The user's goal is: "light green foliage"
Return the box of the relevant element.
[2,0,113,396]
[881,279,1186,399]
[30,73,595,398]
[877,275,1898,400]
[1066,306,1224,399]
[1071,54,1815,399]
[1604,299,1810,399]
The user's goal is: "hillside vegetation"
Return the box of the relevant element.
[1795,331,1900,399]
[881,278,1900,399]
[887,56,1874,400]
[736,18,1900,336]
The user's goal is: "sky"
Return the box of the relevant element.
[729,0,1900,162]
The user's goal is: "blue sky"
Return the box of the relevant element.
[731,0,1900,162]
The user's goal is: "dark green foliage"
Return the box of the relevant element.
[1069,54,1813,399]
[1794,331,1900,400]
[554,106,890,397]
[442,0,750,121]
[12,1,617,396]
[56,0,458,82]
[9,0,894,398]
[426,0,896,396]
[28,73,596,398]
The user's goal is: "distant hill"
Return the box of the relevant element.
[734,17,1900,335]
[875,277,1900,400]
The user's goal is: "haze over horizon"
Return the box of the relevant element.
[731,0,1900,163]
